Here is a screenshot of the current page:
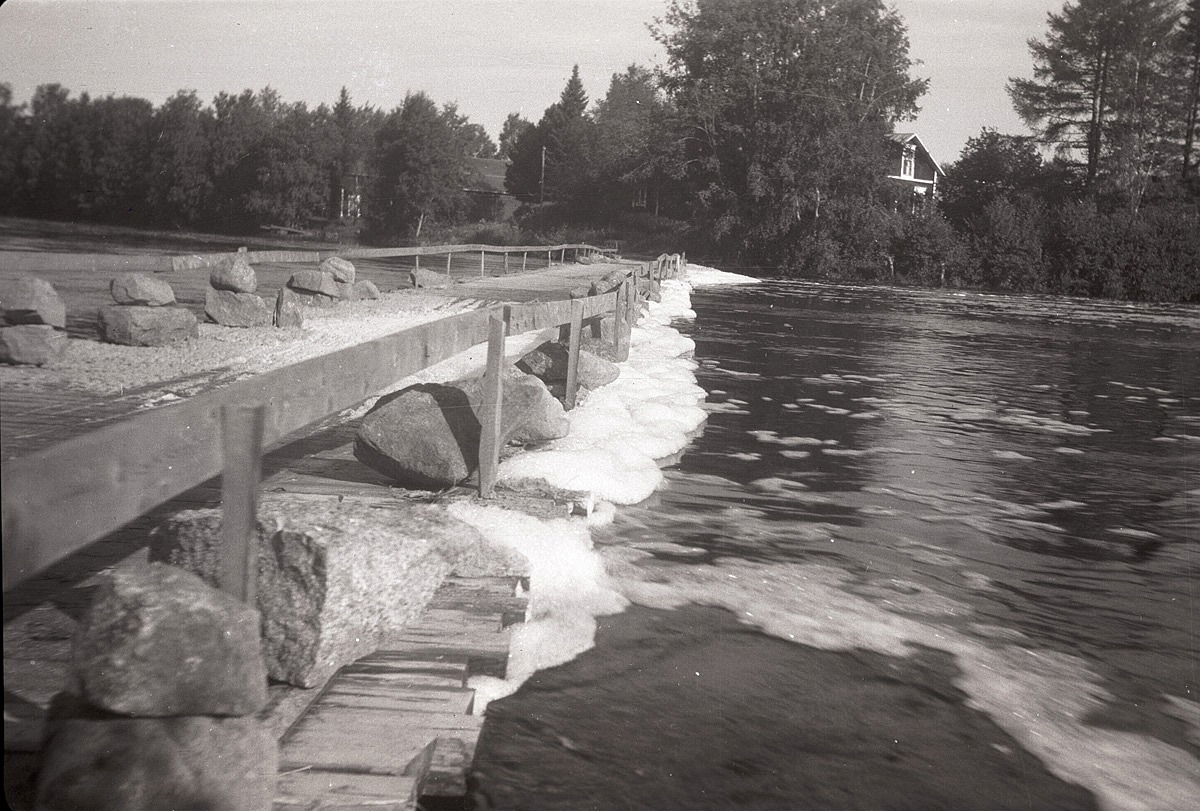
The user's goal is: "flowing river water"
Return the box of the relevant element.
[470,279,1199,810]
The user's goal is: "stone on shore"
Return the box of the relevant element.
[0,324,68,366]
[209,257,258,293]
[509,374,570,445]
[354,368,549,489]
[320,256,356,283]
[579,333,619,362]
[0,275,67,328]
[590,270,627,296]
[287,268,342,298]
[410,268,452,289]
[100,305,198,347]
[353,279,381,300]
[205,288,271,327]
[37,695,276,811]
[517,340,620,391]
[71,562,267,717]
[568,284,592,299]
[273,287,308,327]
[109,273,176,307]
[150,496,477,687]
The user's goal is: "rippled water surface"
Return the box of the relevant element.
[473,281,1199,810]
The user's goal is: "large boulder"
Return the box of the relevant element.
[0,275,66,328]
[589,270,627,296]
[100,305,198,347]
[579,333,619,362]
[209,257,258,293]
[0,324,68,366]
[150,496,476,688]
[205,288,271,327]
[37,695,275,811]
[110,273,176,306]
[354,368,548,489]
[509,374,570,445]
[320,256,356,283]
[287,268,342,298]
[353,279,381,300]
[71,563,266,717]
[517,340,620,391]
[410,268,452,289]
[273,287,307,327]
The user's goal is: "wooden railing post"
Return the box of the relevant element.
[446,251,452,274]
[565,299,584,411]
[480,250,485,277]
[614,279,629,362]
[547,250,552,267]
[522,252,528,272]
[220,404,265,604]
[504,252,509,274]
[478,311,507,498]
[560,248,565,264]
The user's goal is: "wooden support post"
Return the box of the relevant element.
[446,252,452,273]
[614,280,628,361]
[547,250,552,267]
[415,254,420,271]
[478,312,507,498]
[219,404,265,604]
[504,252,509,274]
[522,252,527,272]
[480,250,485,277]
[560,248,565,264]
[565,299,584,410]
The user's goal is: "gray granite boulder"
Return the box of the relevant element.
[517,340,620,390]
[100,305,198,347]
[0,324,68,366]
[110,273,176,306]
[150,496,476,688]
[354,368,547,489]
[509,374,569,445]
[205,288,271,327]
[353,279,381,300]
[0,275,66,328]
[273,287,307,327]
[287,268,342,298]
[320,256,356,283]
[37,695,275,811]
[71,562,266,717]
[589,270,626,296]
[209,257,258,293]
[579,333,619,362]
[410,268,452,289]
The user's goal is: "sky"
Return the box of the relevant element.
[0,0,1064,166]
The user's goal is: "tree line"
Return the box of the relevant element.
[1,0,1197,302]
[0,83,499,240]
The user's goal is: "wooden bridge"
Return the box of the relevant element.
[2,239,683,809]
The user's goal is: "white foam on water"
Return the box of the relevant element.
[456,263,746,708]
[609,557,1200,811]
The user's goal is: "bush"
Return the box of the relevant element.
[892,212,970,287]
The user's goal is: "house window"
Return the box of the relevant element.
[631,187,648,209]
[901,145,916,178]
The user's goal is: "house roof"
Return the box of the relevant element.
[464,157,510,195]
[888,132,946,177]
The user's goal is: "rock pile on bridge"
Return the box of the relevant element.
[35,562,275,811]
[149,495,518,688]
[206,256,271,327]
[354,367,569,490]
[0,275,69,365]
[275,257,379,327]
[517,339,621,392]
[99,272,199,347]
[410,267,453,288]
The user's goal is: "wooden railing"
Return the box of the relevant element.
[0,242,609,274]
[1,250,685,596]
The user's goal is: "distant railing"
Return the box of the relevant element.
[0,242,609,275]
[1,249,685,597]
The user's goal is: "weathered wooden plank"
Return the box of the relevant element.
[1,308,494,591]
[275,769,417,808]
[320,684,474,715]
[280,709,482,774]
[565,298,584,410]
[477,314,506,498]
[219,405,265,603]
